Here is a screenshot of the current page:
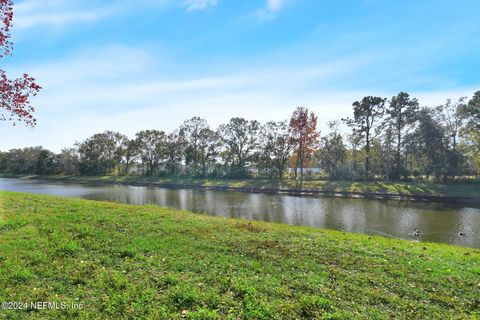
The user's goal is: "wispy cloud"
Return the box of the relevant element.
[13,0,213,30]
[184,0,218,12]
[266,0,287,12]
[250,0,291,21]
[14,0,116,29]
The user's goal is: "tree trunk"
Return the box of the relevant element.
[365,130,370,179]
[396,126,401,179]
[296,139,304,181]
[294,155,299,180]
[300,146,304,182]
[452,135,457,179]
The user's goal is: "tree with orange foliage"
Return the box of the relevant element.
[0,0,41,127]
[289,106,320,181]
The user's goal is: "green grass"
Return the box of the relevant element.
[4,173,480,199]
[0,192,479,319]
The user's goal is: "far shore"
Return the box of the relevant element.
[2,173,480,204]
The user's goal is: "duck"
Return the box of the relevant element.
[414,228,421,237]
[458,232,466,237]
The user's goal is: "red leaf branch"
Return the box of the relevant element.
[0,0,41,127]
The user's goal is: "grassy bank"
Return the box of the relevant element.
[0,192,479,319]
[3,174,480,200]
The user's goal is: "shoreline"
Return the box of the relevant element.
[2,173,480,204]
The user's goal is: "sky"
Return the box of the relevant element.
[2,0,480,152]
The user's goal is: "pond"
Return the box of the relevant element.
[1,177,479,248]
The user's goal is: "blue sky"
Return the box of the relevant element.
[2,0,480,151]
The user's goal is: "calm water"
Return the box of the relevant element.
[1,177,479,248]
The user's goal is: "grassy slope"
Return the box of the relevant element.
[6,174,480,199]
[0,192,479,319]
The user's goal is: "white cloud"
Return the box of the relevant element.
[13,0,202,30]
[184,0,218,12]
[249,0,291,21]
[266,0,286,12]
[14,0,116,29]
[24,45,157,87]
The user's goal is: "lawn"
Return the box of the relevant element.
[0,192,479,319]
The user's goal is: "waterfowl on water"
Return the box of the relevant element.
[414,228,421,236]
[458,232,466,237]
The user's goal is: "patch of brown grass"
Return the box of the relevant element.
[235,222,265,233]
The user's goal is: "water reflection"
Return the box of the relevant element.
[0,178,479,248]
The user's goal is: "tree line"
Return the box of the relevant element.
[1,91,479,181]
